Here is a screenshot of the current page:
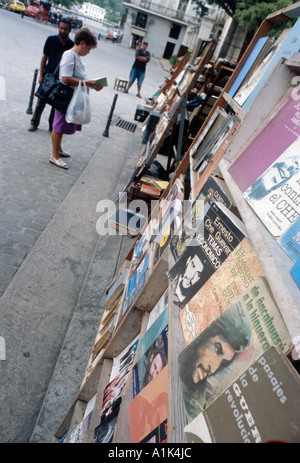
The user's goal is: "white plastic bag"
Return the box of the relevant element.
[66,81,91,125]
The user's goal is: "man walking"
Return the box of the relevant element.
[28,19,74,132]
[126,41,150,98]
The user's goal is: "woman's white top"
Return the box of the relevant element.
[59,49,87,85]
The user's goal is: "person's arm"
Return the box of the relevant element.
[136,55,148,62]
[61,76,102,91]
[38,54,48,84]
[135,48,148,62]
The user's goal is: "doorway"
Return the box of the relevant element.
[163,41,175,59]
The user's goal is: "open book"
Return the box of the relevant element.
[92,77,108,88]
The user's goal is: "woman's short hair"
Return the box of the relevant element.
[74,28,97,48]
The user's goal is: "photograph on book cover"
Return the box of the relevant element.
[180,240,266,346]
[184,347,300,443]
[244,137,300,238]
[132,325,168,397]
[168,201,246,307]
[178,281,292,421]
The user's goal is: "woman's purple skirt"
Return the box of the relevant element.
[52,109,82,134]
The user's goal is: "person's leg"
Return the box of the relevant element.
[29,98,46,130]
[126,68,137,93]
[51,130,63,160]
[48,106,55,132]
[136,71,145,97]
[49,130,68,169]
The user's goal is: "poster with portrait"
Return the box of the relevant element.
[244,137,300,238]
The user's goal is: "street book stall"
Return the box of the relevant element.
[53,3,300,444]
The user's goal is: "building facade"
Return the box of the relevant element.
[121,0,246,63]
[79,2,106,21]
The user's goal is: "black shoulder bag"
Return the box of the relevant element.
[35,54,75,115]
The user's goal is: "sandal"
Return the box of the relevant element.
[59,151,71,158]
[49,155,68,169]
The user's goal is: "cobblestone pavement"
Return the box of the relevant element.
[0,8,168,296]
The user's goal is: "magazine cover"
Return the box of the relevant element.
[178,282,292,421]
[244,137,300,238]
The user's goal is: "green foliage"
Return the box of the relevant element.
[91,0,126,23]
[191,0,237,18]
[191,0,296,34]
[233,0,295,33]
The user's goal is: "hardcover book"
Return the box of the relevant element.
[180,239,265,346]
[239,20,300,111]
[233,29,289,108]
[178,282,292,421]
[168,201,246,307]
[243,137,300,238]
[128,365,168,443]
[184,347,300,443]
[227,36,273,98]
[228,89,300,192]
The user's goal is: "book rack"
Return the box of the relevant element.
[53,3,300,444]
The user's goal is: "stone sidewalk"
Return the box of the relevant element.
[0,9,169,442]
